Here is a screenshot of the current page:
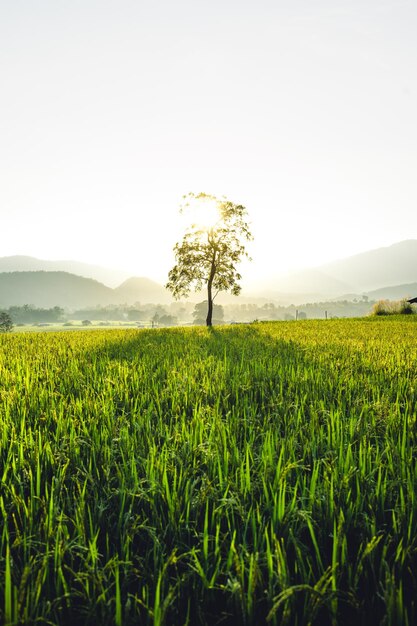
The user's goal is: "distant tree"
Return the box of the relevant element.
[284,313,295,321]
[193,301,224,325]
[0,311,13,333]
[7,305,66,324]
[127,309,147,321]
[166,193,252,326]
[82,319,92,326]
[153,305,167,318]
[159,314,178,326]
[52,306,65,322]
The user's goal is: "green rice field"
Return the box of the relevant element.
[1,317,417,625]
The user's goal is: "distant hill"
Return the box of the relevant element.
[365,283,417,301]
[115,277,171,304]
[0,272,115,308]
[320,240,417,292]
[2,240,417,308]
[256,240,417,302]
[257,269,354,302]
[0,271,171,308]
[0,256,130,288]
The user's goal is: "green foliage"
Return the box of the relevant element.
[0,311,13,332]
[166,192,252,325]
[1,318,417,624]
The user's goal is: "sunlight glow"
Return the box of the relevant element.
[185,196,222,232]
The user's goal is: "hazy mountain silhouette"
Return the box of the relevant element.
[115,277,171,304]
[1,240,417,308]
[365,283,417,301]
[258,240,417,301]
[0,256,130,287]
[321,240,417,292]
[0,272,170,308]
[0,272,115,308]
[259,269,354,298]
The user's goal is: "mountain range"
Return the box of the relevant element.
[254,240,417,303]
[0,255,129,287]
[0,272,170,308]
[1,240,417,309]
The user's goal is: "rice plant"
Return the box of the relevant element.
[0,317,416,624]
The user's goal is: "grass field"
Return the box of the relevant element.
[1,318,416,625]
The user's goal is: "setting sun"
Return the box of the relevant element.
[183,195,223,232]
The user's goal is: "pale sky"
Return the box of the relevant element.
[1,0,416,288]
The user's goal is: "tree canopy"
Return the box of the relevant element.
[166,192,252,326]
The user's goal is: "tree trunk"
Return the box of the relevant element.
[206,279,213,326]
[206,249,217,327]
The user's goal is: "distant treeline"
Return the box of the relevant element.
[8,305,66,323]
[223,299,373,321]
[5,298,376,325]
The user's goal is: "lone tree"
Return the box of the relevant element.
[166,192,252,326]
[0,311,13,333]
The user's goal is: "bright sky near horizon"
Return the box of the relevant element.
[1,0,416,288]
